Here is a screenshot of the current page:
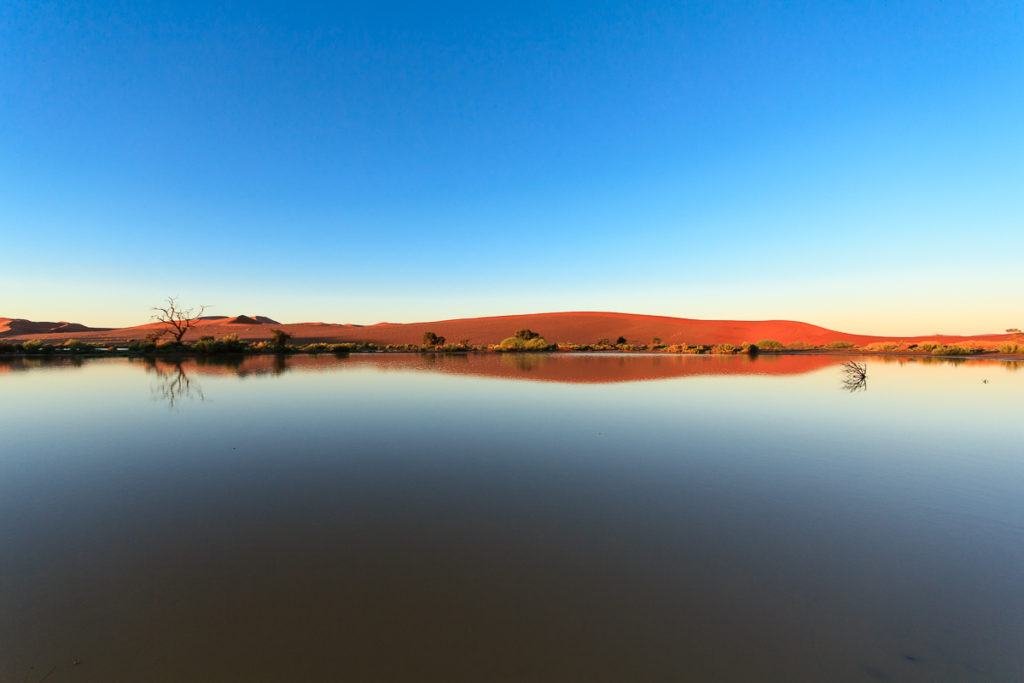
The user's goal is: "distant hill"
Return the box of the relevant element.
[0,317,109,338]
[0,311,1014,347]
[197,315,280,324]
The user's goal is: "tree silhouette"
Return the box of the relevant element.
[152,297,207,343]
[423,331,445,346]
[271,328,292,351]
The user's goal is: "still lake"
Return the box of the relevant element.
[1,353,1023,682]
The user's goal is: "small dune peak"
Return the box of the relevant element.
[223,315,260,325]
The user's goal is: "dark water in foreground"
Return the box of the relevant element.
[1,354,1023,682]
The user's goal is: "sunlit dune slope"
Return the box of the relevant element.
[0,311,1015,346]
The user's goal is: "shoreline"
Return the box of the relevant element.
[3,346,1023,362]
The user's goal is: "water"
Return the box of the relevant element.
[2,354,1022,682]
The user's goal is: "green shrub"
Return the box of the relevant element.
[21,340,52,354]
[128,339,157,353]
[498,336,553,351]
[514,329,540,341]
[194,334,248,354]
[62,339,93,352]
[756,339,786,351]
[667,344,704,354]
[825,341,856,350]
[0,341,18,353]
[422,331,445,346]
[931,345,979,356]
[270,329,292,351]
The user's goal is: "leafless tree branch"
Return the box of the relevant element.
[151,296,208,343]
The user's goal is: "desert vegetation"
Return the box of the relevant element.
[1,333,1018,359]
[498,329,554,352]
[422,331,446,347]
[193,334,247,354]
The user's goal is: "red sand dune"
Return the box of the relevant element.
[0,317,109,338]
[0,311,1016,347]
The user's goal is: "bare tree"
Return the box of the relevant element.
[152,296,207,343]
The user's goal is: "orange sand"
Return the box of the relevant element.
[0,311,1016,347]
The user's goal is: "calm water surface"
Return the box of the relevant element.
[1,354,1023,682]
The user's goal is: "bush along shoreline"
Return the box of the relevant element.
[1,332,1021,358]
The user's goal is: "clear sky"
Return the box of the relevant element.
[2,1,1021,334]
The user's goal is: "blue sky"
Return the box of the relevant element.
[2,1,1021,334]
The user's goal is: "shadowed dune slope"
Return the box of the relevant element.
[0,311,1015,346]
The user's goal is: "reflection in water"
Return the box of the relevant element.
[841,360,868,392]
[0,356,87,373]
[501,352,550,373]
[144,360,204,408]
[195,354,245,371]
[4,352,1021,383]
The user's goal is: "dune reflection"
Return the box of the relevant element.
[133,353,845,384]
[4,352,1018,385]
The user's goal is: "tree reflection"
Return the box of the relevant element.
[146,361,205,408]
[840,360,868,393]
[501,353,549,373]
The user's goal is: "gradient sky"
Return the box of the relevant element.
[2,1,1021,334]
